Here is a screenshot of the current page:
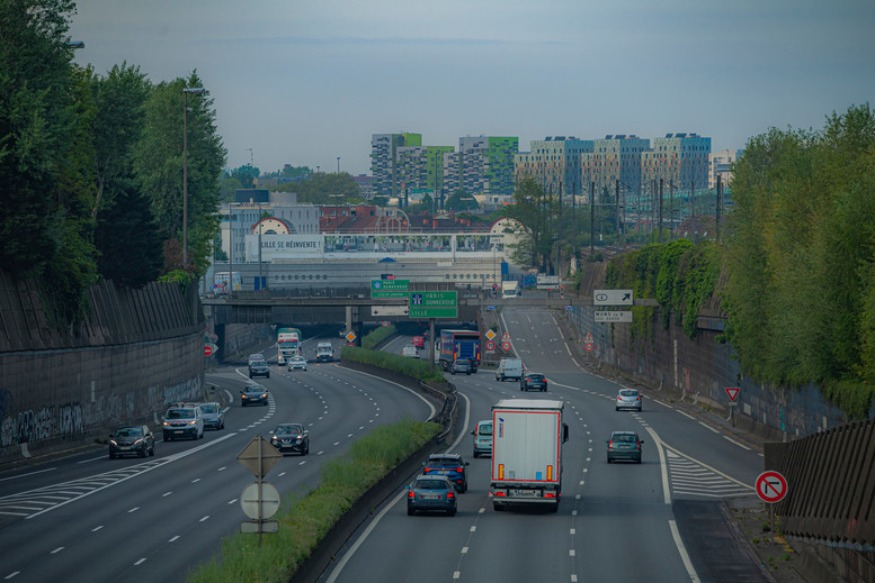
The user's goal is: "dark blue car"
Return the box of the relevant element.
[422,453,469,492]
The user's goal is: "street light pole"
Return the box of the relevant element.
[182,86,206,270]
[337,157,341,174]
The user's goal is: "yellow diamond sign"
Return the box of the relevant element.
[345,331,357,342]
[485,330,496,340]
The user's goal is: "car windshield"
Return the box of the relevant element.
[429,457,461,466]
[115,427,143,438]
[246,386,263,393]
[293,356,305,362]
[527,374,545,381]
[200,404,217,413]
[619,389,638,397]
[478,424,493,436]
[613,434,638,443]
[415,479,450,490]
[275,425,303,435]
[166,409,193,419]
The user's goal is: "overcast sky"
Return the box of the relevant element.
[69,0,875,176]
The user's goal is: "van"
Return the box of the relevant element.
[471,420,493,458]
[402,345,420,358]
[495,357,524,382]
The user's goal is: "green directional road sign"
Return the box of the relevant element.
[408,291,458,319]
[371,279,410,298]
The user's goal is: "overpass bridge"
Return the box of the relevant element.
[201,287,582,329]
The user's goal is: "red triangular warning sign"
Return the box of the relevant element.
[724,387,741,402]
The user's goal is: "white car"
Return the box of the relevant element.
[288,355,308,371]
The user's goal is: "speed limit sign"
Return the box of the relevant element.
[501,341,511,351]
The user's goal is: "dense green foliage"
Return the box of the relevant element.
[360,324,396,350]
[722,104,875,418]
[0,2,226,322]
[187,419,441,583]
[605,240,720,342]
[273,171,362,203]
[341,345,446,383]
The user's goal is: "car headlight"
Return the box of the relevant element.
[187,420,197,426]
[261,393,268,399]
[163,421,170,427]
[109,439,118,446]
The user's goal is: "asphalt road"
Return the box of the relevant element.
[0,337,433,583]
[320,306,770,583]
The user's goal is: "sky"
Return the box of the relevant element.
[69,0,875,177]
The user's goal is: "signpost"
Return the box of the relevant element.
[594,311,633,323]
[725,386,741,426]
[371,305,410,317]
[485,329,496,341]
[345,331,357,345]
[204,344,214,357]
[593,289,634,306]
[501,341,511,352]
[237,435,284,541]
[486,340,496,352]
[370,279,410,299]
[408,291,458,319]
[584,332,595,353]
[756,471,788,504]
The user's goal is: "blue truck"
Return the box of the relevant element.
[439,330,481,372]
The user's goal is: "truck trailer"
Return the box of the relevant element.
[439,329,481,372]
[276,327,302,365]
[490,399,568,512]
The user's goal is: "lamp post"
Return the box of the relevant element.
[182,86,206,270]
[337,157,341,174]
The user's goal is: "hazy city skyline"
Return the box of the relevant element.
[69,0,875,176]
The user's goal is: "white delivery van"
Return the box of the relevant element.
[471,419,493,458]
[495,357,524,381]
[402,345,420,358]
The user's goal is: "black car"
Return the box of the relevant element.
[269,423,310,455]
[606,430,644,464]
[422,453,469,492]
[241,384,269,407]
[520,372,548,392]
[248,355,270,378]
[108,425,155,459]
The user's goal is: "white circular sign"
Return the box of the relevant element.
[240,482,281,519]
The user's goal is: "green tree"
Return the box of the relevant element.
[501,178,555,270]
[274,171,361,203]
[444,190,480,212]
[0,0,81,274]
[133,73,226,276]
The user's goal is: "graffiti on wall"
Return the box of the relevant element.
[0,376,200,449]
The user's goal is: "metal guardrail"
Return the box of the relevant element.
[770,418,875,547]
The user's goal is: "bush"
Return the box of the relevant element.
[188,419,441,583]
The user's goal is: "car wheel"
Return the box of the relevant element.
[266,373,270,378]
[242,402,247,407]
[473,451,479,459]
[636,457,642,464]
[549,503,559,513]
[448,507,457,516]
[109,452,116,459]
[149,444,155,456]
[461,483,468,493]
[139,447,147,458]
[493,502,505,512]
[407,506,415,516]
[607,456,612,463]
[615,407,620,411]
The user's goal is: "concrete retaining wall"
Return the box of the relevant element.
[0,273,204,467]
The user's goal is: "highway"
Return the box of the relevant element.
[0,337,433,583]
[321,306,769,583]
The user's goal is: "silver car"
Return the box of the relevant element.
[616,388,643,412]
[162,405,204,440]
[288,355,308,371]
[198,401,225,430]
[406,474,457,516]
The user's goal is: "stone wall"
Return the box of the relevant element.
[0,273,204,466]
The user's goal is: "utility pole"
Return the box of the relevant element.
[615,180,621,248]
[589,182,595,257]
[716,174,722,241]
[658,178,664,244]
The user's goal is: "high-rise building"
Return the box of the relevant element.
[580,135,650,203]
[370,133,422,199]
[641,133,712,197]
[396,145,454,205]
[709,148,741,189]
[515,137,594,200]
[446,136,519,198]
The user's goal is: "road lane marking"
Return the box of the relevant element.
[669,519,700,582]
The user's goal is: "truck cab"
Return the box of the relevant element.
[315,342,334,362]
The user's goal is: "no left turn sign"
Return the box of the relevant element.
[755,470,788,504]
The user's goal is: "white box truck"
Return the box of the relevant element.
[490,399,568,512]
[501,280,519,299]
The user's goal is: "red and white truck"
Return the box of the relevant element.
[490,399,568,512]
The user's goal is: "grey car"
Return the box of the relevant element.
[248,355,270,378]
[615,388,643,411]
[407,474,457,516]
[606,430,644,464]
[109,425,155,459]
[162,406,204,441]
[450,358,473,375]
[269,422,310,455]
[198,401,225,430]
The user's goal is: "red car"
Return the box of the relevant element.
[412,336,425,349]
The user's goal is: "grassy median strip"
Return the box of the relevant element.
[188,419,441,583]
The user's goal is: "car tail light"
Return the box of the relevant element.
[544,492,556,499]
[455,466,464,473]
[608,440,614,449]
[423,466,431,473]
[493,491,506,498]
[408,490,415,499]
[447,491,455,500]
